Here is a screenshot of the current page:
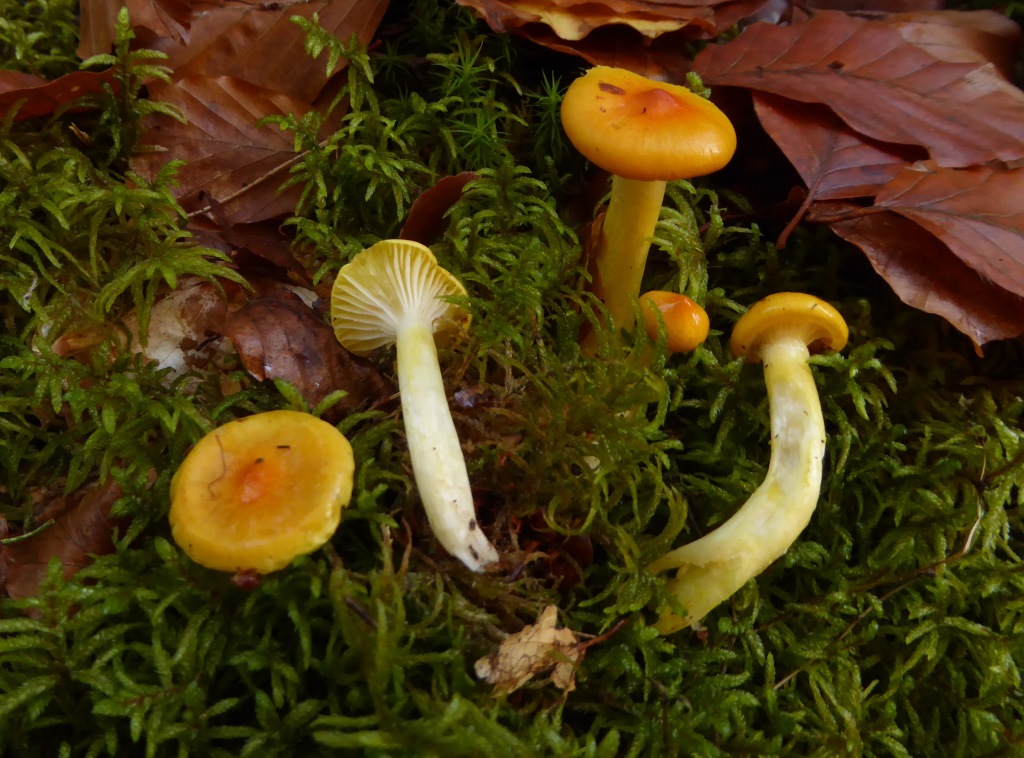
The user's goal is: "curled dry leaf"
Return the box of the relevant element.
[399,172,480,246]
[0,69,118,121]
[2,479,128,599]
[475,605,582,695]
[223,292,392,415]
[694,10,1024,168]
[457,0,768,78]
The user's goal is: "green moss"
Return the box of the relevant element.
[2,1,1023,756]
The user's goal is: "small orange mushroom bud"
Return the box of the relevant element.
[640,291,710,353]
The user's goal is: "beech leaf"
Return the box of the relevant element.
[872,162,1024,298]
[399,172,479,245]
[147,0,389,104]
[222,293,392,415]
[819,203,1024,348]
[0,69,118,121]
[79,0,193,58]
[694,10,1024,167]
[2,479,126,599]
[132,75,312,223]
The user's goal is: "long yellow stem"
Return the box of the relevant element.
[584,177,666,351]
[649,337,824,633]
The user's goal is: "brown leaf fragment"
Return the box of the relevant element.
[818,203,1024,348]
[457,0,768,76]
[873,162,1024,299]
[148,0,389,104]
[474,605,582,695]
[79,0,195,58]
[804,0,942,12]
[752,93,922,245]
[132,76,310,223]
[882,10,1022,81]
[3,479,127,599]
[0,69,118,121]
[223,293,391,415]
[694,11,1024,168]
[400,172,479,245]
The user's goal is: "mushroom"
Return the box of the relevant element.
[560,66,736,349]
[640,290,710,353]
[169,410,354,574]
[330,239,499,572]
[648,293,848,633]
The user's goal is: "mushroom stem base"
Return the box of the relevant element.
[649,337,825,633]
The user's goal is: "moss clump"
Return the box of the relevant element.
[2,1,1023,756]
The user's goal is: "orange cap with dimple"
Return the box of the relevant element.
[561,66,737,182]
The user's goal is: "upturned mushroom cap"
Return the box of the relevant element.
[730,292,849,362]
[561,66,737,182]
[169,410,354,574]
[640,291,710,353]
[331,239,471,355]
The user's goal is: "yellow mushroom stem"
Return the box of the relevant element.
[395,316,498,571]
[649,336,825,633]
[590,178,667,337]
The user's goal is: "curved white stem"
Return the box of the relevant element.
[396,318,499,572]
[649,336,825,633]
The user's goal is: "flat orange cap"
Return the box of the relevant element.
[730,293,849,363]
[640,291,710,353]
[170,410,354,574]
[561,66,737,181]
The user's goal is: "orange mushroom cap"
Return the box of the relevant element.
[730,292,849,363]
[640,291,710,353]
[560,66,737,182]
[169,410,354,574]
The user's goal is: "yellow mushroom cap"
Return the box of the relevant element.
[730,292,849,363]
[331,239,471,356]
[640,291,710,353]
[169,410,354,574]
[560,66,737,182]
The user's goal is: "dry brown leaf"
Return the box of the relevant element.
[457,0,768,78]
[132,75,311,223]
[0,69,118,121]
[2,479,127,599]
[146,0,388,104]
[399,172,479,245]
[474,605,582,695]
[222,293,392,416]
[871,162,1024,298]
[79,0,195,58]
[752,93,922,245]
[882,10,1022,81]
[694,10,1024,168]
[817,203,1024,349]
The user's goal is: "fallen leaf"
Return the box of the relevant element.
[2,479,127,599]
[457,0,769,78]
[0,69,118,121]
[132,76,312,222]
[474,605,582,694]
[79,0,194,58]
[882,10,1022,81]
[816,203,1024,348]
[147,0,389,104]
[222,292,392,415]
[805,0,942,11]
[752,93,922,245]
[399,172,479,245]
[872,162,1024,297]
[694,10,1024,167]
